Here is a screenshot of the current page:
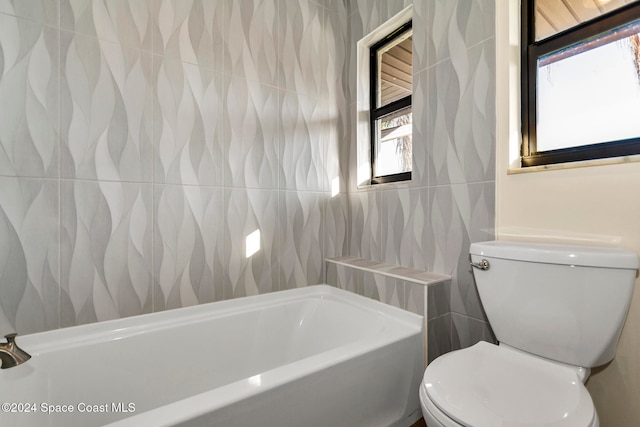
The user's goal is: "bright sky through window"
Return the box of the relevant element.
[537,30,640,151]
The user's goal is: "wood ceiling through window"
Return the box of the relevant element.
[380,37,412,106]
[535,0,638,40]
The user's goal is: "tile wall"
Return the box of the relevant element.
[0,0,497,354]
[346,0,496,349]
[0,0,348,334]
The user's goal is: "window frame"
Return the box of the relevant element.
[521,1,640,168]
[369,20,412,184]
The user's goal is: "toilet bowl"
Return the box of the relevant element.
[420,342,598,427]
[419,241,639,427]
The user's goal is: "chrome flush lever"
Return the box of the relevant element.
[469,256,490,271]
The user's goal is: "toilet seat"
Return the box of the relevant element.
[421,341,598,427]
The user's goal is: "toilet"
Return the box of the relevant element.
[420,240,640,427]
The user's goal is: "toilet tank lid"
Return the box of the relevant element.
[470,240,640,269]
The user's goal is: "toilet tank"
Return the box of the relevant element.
[470,241,639,368]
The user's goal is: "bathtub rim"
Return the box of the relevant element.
[15,285,422,354]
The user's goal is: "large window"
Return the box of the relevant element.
[370,21,412,184]
[522,0,640,167]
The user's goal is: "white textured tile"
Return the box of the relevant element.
[61,180,153,326]
[411,69,429,187]
[380,188,430,270]
[224,74,280,189]
[278,191,324,289]
[0,16,59,178]
[279,90,325,191]
[429,182,494,319]
[154,57,223,186]
[325,193,349,258]
[152,0,223,68]
[224,189,279,298]
[61,0,154,51]
[223,0,279,86]
[0,0,59,27]
[61,32,153,182]
[278,0,325,98]
[153,184,223,311]
[427,40,496,186]
[349,191,381,261]
[0,177,59,334]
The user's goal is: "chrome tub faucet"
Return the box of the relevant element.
[0,333,31,369]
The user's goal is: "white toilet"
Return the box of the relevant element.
[420,240,639,427]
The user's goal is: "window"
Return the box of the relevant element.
[521,0,640,167]
[370,21,412,184]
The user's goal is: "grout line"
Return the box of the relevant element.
[57,17,62,330]
[150,4,156,315]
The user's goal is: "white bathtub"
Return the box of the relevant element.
[0,285,424,427]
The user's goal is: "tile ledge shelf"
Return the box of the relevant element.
[325,257,451,286]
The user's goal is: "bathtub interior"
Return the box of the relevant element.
[0,285,423,427]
